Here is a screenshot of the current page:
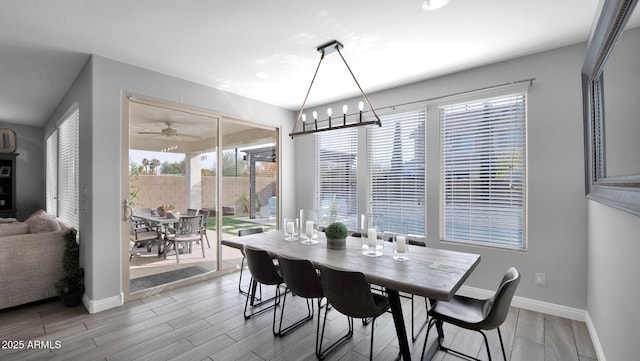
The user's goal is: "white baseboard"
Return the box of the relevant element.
[458,285,586,321]
[82,293,123,314]
[585,311,607,361]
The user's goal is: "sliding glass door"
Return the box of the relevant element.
[123,96,278,298]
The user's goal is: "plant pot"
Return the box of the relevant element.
[61,290,83,308]
[157,207,167,217]
[327,238,346,250]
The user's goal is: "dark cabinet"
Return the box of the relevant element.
[0,153,17,218]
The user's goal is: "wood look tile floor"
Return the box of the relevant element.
[0,271,597,361]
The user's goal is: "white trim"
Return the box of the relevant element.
[83,293,123,314]
[585,311,607,361]
[458,285,586,321]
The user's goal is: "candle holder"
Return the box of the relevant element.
[362,214,384,257]
[284,217,298,241]
[300,209,319,245]
[391,224,409,261]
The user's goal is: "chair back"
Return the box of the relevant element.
[278,255,323,299]
[198,209,210,224]
[238,227,264,237]
[186,208,198,216]
[175,215,201,236]
[319,264,385,319]
[244,245,282,286]
[482,267,520,330]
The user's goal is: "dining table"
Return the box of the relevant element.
[222,230,481,361]
[132,212,181,257]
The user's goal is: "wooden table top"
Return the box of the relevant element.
[223,230,481,301]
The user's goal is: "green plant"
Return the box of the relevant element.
[55,229,84,296]
[238,192,249,214]
[325,222,348,239]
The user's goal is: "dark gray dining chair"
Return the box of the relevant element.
[277,255,324,353]
[421,267,520,361]
[237,227,264,296]
[318,263,391,361]
[243,245,284,336]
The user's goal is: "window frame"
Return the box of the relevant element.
[46,103,80,229]
[438,85,528,250]
[367,106,426,238]
[314,105,427,240]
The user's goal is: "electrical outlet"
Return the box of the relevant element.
[535,273,546,287]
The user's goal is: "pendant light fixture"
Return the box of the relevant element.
[289,40,382,138]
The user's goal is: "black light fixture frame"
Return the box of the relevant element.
[289,40,382,138]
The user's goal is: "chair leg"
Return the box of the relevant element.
[243,278,282,320]
[276,287,315,337]
[411,296,429,342]
[317,305,354,360]
[369,316,377,361]
[497,327,507,361]
[422,318,495,361]
[238,257,246,294]
[204,232,210,248]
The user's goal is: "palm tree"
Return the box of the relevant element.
[142,158,149,174]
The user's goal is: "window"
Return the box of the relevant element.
[316,128,358,228]
[368,109,426,236]
[46,106,79,228]
[440,92,527,249]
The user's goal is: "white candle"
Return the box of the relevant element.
[306,221,314,238]
[368,228,377,247]
[286,221,295,235]
[396,236,407,253]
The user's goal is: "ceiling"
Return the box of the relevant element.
[0,0,608,127]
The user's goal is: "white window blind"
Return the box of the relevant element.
[45,130,58,215]
[368,109,426,236]
[56,108,79,228]
[316,127,358,229]
[440,93,527,249]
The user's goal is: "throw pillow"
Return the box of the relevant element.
[0,217,18,223]
[25,211,61,233]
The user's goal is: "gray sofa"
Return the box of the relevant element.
[0,210,72,309]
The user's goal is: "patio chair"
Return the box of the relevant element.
[163,214,204,263]
[128,218,161,260]
[198,209,211,248]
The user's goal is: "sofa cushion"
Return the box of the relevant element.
[25,211,61,233]
[0,217,18,223]
[0,222,29,236]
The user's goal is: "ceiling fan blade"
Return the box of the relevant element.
[137,131,164,135]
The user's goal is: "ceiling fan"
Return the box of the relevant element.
[137,122,198,139]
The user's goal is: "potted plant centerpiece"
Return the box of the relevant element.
[157,204,175,217]
[55,229,84,307]
[325,222,348,250]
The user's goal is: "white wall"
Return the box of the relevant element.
[48,55,295,311]
[297,42,589,309]
[588,201,640,361]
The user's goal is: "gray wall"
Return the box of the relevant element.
[297,42,589,309]
[587,193,640,360]
[0,121,44,220]
[46,55,295,308]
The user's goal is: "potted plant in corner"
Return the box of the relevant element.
[325,222,348,250]
[55,228,84,307]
